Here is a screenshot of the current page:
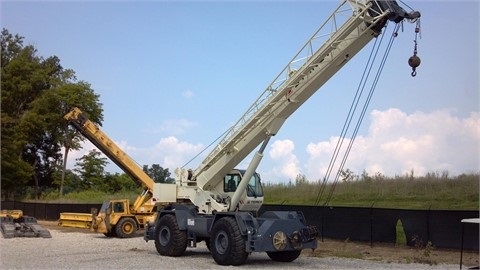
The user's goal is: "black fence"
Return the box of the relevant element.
[1,201,477,250]
[1,200,101,221]
[260,205,478,251]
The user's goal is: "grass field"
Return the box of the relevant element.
[37,172,479,210]
[263,172,479,210]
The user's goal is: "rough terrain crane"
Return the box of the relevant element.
[61,107,159,238]
[144,0,421,266]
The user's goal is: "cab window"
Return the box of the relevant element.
[113,202,125,213]
[224,174,240,192]
[247,173,264,197]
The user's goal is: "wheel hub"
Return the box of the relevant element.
[272,231,287,250]
[159,226,171,246]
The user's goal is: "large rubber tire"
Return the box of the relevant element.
[103,231,117,237]
[115,217,137,238]
[266,250,302,262]
[210,217,248,266]
[154,214,187,257]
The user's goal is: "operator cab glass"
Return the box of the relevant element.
[224,174,240,192]
[223,170,264,197]
[246,173,263,197]
[112,201,125,213]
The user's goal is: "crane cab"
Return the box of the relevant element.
[223,169,264,212]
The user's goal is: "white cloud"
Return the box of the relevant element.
[146,136,203,169]
[305,136,349,181]
[65,140,118,170]
[182,90,194,99]
[268,139,301,181]
[154,118,198,135]
[65,141,96,169]
[67,136,203,175]
[66,109,480,184]
[303,108,480,181]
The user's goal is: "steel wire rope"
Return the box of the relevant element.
[398,0,416,15]
[323,24,400,206]
[313,27,388,206]
[181,128,230,169]
[322,23,401,206]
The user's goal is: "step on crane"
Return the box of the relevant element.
[144,0,421,266]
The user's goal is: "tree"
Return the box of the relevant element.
[295,174,308,186]
[29,82,103,196]
[1,28,103,199]
[51,168,82,194]
[143,164,174,183]
[340,169,356,182]
[104,173,139,193]
[73,150,108,191]
[1,29,47,199]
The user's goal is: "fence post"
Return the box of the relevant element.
[427,205,431,246]
[370,202,375,247]
[321,206,325,242]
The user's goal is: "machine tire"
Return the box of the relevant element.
[115,217,137,238]
[103,231,117,237]
[154,214,187,257]
[210,217,248,266]
[266,250,302,262]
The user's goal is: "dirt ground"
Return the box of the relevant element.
[310,237,478,267]
[39,220,479,268]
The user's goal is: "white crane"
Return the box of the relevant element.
[146,0,421,266]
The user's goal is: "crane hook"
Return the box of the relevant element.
[408,53,420,77]
[408,23,421,77]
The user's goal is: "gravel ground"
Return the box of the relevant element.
[0,228,466,270]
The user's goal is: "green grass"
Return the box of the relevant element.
[396,219,407,245]
[263,173,479,210]
[27,173,479,210]
[25,188,142,204]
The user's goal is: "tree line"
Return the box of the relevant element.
[1,29,172,200]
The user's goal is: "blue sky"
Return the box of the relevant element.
[2,1,479,184]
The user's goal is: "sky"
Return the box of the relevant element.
[2,1,479,184]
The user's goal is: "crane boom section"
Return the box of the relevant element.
[64,108,155,192]
[194,0,405,190]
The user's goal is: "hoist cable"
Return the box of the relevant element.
[313,29,386,206]
[398,0,415,14]
[181,128,230,169]
[322,24,401,206]
[313,37,380,205]
[323,24,399,206]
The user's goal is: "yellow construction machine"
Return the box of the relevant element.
[59,107,160,238]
